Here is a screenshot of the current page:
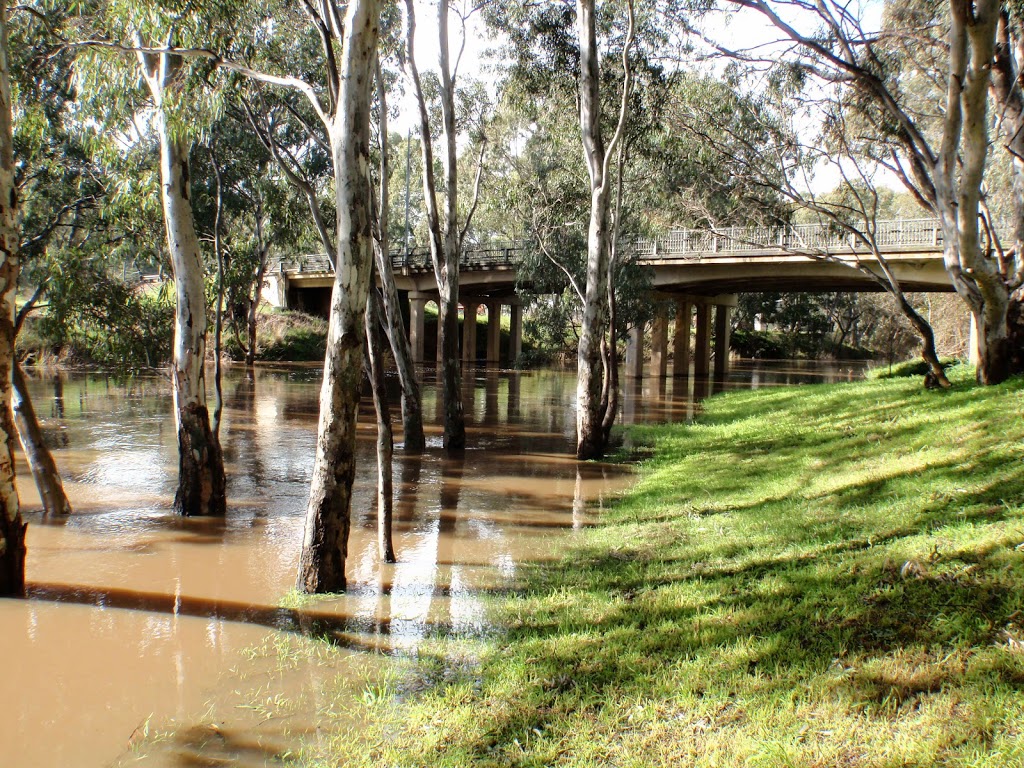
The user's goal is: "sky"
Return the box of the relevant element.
[390,0,500,135]
[391,0,901,196]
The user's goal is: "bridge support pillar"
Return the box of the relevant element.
[673,298,692,378]
[509,303,523,364]
[625,323,644,378]
[650,305,669,378]
[463,301,479,365]
[694,304,713,379]
[486,302,502,364]
[409,293,428,364]
[714,301,734,382]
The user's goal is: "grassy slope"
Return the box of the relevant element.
[309,367,1024,768]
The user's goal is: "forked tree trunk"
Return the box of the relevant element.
[936,0,1010,384]
[365,288,395,563]
[139,49,226,516]
[0,0,25,595]
[12,363,71,517]
[297,0,381,594]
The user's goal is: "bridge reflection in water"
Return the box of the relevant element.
[265,217,956,382]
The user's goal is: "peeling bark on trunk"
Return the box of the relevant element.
[139,49,226,516]
[365,288,395,563]
[298,0,380,594]
[0,0,24,595]
[13,363,71,517]
[936,0,1009,384]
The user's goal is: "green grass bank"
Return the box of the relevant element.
[305,367,1024,767]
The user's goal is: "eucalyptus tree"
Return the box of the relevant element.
[0,0,26,594]
[106,0,387,589]
[672,68,952,386]
[371,49,425,452]
[237,10,426,453]
[8,2,96,517]
[402,0,490,453]
[573,0,634,459]
[213,0,385,593]
[73,5,232,515]
[718,0,1018,383]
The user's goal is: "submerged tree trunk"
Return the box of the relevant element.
[0,0,24,595]
[365,288,396,563]
[374,60,425,451]
[139,49,226,516]
[209,146,226,437]
[245,202,270,368]
[12,363,71,517]
[297,0,381,594]
[404,0,465,452]
[576,0,609,461]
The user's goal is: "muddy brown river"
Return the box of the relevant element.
[0,361,866,766]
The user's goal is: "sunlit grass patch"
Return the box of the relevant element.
[298,371,1024,767]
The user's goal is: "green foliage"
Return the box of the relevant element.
[305,371,1024,767]
[729,328,790,359]
[222,311,327,363]
[36,255,174,368]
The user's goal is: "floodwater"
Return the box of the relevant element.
[0,360,867,767]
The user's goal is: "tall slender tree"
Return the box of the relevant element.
[136,45,227,515]
[575,0,633,460]
[295,0,382,592]
[0,0,25,595]
[73,8,230,515]
[373,53,425,452]
[402,0,488,453]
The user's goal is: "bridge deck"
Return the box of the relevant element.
[275,217,953,296]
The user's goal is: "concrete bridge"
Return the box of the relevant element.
[263,217,954,378]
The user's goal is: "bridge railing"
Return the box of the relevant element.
[642,217,944,259]
[278,218,949,275]
[277,241,527,275]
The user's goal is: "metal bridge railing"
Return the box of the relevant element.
[277,218,947,275]
[645,217,944,258]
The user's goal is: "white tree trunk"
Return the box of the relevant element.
[136,47,226,516]
[937,0,1009,384]
[576,0,611,460]
[298,0,381,593]
[404,0,465,452]
[153,103,227,515]
[0,0,24,595]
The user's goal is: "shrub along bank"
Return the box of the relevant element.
[306,366,1024,767]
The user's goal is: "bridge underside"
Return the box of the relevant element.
[264,247,957,380]
[648,251,953,294]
